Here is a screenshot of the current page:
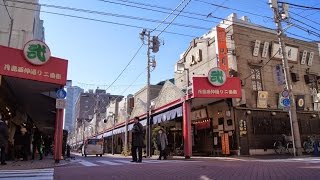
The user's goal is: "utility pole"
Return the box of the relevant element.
[270,0,302,156]
[140,29,159,157]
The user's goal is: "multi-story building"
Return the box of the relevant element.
[64,80,84,132]
[0,0,44,48]
[71,13,320,157]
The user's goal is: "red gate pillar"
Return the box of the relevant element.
[183,100,192,159]
[54,108,64,163]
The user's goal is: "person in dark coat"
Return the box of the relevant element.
[0,114,8,165]
[20,127,30,161]
[32,128,43,160]
[156,128,168,160]
[131,117,144,163]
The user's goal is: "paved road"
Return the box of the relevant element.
[0,168,54,180]
[54,155,320,180]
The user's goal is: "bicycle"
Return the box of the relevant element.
[273,134,294,155]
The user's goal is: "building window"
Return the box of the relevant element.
[250,67,263,91]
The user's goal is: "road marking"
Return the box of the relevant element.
[0,168,53,180]
[97,160,122,165]
[78,160,98,167]
[113,160,136,164]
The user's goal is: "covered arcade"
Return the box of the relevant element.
[0,41,68,163]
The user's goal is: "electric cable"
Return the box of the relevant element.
[0,4,197,37]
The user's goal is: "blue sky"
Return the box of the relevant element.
[38,0,320,95]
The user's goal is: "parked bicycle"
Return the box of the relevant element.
[273,134,293,155]
[303,136,320,154]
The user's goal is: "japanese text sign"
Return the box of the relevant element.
[192,76,241,98]
[0,45,68,85]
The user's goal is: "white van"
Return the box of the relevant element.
[82,138,104,157]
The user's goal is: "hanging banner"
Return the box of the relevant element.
[216,27,229,75]
[257,91,269,108]
[221,133,230,155]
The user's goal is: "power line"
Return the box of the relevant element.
[102,0,218,20]
[290,10,320,27]
[288,22,320,39]
[3,0,12,19]
[194,0,273,20]
[157,0,192,37]
[278,1,320,11]
[0,4,197,37]
[104,44,144,92]
[97,0,218,23]
[151,0,187,32]
[7,0,211,31]
[289,17,320,34]
[285,31,316,42]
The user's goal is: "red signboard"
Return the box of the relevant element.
[192,77,241,98]
[0,45,68,85]
[216,27,229,76]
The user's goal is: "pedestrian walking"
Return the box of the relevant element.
[32,128,43,160]
[156,128,168,160]
[131,117,144,163]
[0,114,8,165]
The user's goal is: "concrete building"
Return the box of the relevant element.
[0,0,44,48]
[70,13,320,157]
[64,80,84,132]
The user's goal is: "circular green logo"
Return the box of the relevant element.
[208,67,226,86]
[23,40,51,65]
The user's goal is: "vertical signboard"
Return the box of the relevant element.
[296,95,305,111]
[257,91,269,108]
[275,64,285,86]
[221,133,230,155]
[216,27,229,75]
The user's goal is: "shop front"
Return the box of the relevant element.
[0,42,68,162]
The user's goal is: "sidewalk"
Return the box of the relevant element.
[92,152,320,161]
[0,157,72,170]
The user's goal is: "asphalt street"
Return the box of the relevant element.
[51,154,320,180]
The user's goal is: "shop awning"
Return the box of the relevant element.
[152,106,183,124]
[102,118,147,137]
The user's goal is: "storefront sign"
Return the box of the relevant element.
[262,42,269,58]
[253,40,261,57]
[0,45,67,85]
[56,99,66,109]
[275,64,285,86]
[257,91,268,108]
[301,50,307,65]
[216,27,229,74]
[208,67,226,86]
[193,77,241,98]
[271,43,298,62]
[23,40,51,65]
[191,108,207,121]
[221,133,230,155]
[296,95,305,111]
[307,52,314,66]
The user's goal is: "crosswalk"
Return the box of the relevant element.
[0,168,54,180]
[76,159,195,167]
